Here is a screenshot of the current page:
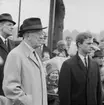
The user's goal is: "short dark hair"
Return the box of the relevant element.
[76,32,92,47]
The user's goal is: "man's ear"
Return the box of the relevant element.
[78,42,81,48]
[24,32,30,39]
[77,42,79,47]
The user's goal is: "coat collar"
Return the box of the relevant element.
[0,38,8,53]
[76,52,88,75]
[20,41,41,69]
[76,52,93,75]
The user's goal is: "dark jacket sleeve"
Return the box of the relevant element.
[58,60,71,105]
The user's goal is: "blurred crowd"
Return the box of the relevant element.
[0,13,104,105]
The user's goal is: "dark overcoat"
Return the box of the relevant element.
[0,38,15,95]
[58,53,102,105]
[0,38,8,95]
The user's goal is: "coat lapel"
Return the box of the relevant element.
[29,52,40,69]
[20,41,41,69]
[7,38,15,52]
[76,53,88,75]
[0,38,8,53]
[87,57,94,79]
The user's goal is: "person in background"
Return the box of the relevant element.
[65,36,77,57]
[0,13,16,96]
[42,51,51,62]
[65,36,72,50]
[46,40,68,73]
[36,31,52,60]
[41,33,52,59]
[99,38,104,55]
[89,43,100,59]
[46,62,59,105]
[92,50,104,67]
[3,17,47,105]
[58,32,102,105]
[92,50,104,105]
[99,37,104,49]
[93,38,99,47]
[42,51,51,75]
[53,40,69,57]
[99,38,104,67]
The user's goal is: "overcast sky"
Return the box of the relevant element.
[0,0,104,33]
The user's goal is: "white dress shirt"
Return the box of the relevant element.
[78,53,88,67]
[0,35,6,44]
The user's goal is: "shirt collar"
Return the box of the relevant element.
[0,35,6,43]
[24,41,35,53]
[78,53,88,64]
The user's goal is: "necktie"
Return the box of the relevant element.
[4,40,7,46]
[33,51,39,62]
[4,39,8,47]
[35,47,42,60]
[84,57,87,68]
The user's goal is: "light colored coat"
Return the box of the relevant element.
[3,41,47,105]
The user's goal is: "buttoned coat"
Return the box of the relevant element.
[58,53,102,105]
[3,41,47,105]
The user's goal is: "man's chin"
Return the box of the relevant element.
[7,34,12,37]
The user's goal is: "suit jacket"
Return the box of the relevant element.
[58,53,102,105]
[0,38,8,95]
[7,38,15,52]
[0,38,15,96]
[3,41,47,105]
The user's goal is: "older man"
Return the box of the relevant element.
[3,18,47,105]
[0,13,16,96]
